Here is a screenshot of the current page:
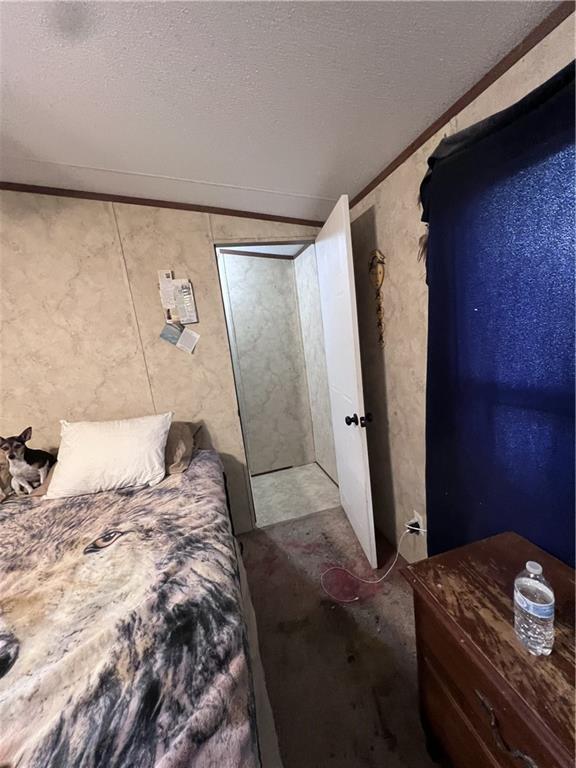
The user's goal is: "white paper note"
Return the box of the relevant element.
[173,279,198,324]
[176,327,200,354]
[158,270,176,320]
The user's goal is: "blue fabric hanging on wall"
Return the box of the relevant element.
[421,63,575,566]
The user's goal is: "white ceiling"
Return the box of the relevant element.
[0,1,560,221]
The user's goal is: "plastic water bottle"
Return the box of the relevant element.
[514,561,555,656]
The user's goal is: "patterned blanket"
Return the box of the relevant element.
[0,450,259,768]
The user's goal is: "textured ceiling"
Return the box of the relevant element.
[0,1,560,220]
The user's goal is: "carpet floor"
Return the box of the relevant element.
[239,507,436,768]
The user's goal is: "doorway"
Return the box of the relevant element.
[216,241,339,528]
[217,195,377,566]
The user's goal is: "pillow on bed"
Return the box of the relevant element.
[165,421,199,474]
[46,413,173,499]
[25,419,195,498]
[31,421,197,496]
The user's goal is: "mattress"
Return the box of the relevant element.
[0,450,261,768]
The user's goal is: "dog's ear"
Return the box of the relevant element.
[19,427,32,443]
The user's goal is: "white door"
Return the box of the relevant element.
[315,195,377,568]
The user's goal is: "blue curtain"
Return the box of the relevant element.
[421,63,575,566]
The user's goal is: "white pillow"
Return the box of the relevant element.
[46,413,173,499]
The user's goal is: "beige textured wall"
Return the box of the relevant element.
[350,17,575,563]
[294,245,338,482]
[0,189,318,532]
[219,253,314,475]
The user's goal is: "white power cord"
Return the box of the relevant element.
[320,523,427,604]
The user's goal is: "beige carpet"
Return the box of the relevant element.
[239,507,435,768]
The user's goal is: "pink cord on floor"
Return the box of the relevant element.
[320,529,410,603]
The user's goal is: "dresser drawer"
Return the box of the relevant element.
[415,596,569,768]
[420,652,502,768]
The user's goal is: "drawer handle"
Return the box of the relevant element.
[475,689,538,768]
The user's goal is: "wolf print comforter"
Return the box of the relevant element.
[0,450,260,768]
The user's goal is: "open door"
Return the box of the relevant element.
[315,195,377,568]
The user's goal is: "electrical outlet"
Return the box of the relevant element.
[406,511,424,535]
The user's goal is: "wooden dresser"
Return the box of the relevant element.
[402,532,575,768]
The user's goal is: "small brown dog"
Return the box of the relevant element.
[0,427,56,495]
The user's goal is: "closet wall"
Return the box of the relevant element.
[294,245,338,482]
[219,253,315,475]
[219,246,338,482]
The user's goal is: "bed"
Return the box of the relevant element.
[0,449,279,768]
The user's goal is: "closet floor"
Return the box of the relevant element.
[251,463,340,527]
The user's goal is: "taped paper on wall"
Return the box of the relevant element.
[160,323,199,354]
[158,270,198,325]
[173,279,198,324]
[160,322,184,345]
[158,270,176,322]
[176,327,200,354]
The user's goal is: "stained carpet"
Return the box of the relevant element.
[239,507,436,768]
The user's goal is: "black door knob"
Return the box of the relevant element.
[345,414,359,426]
[360,413,373,428]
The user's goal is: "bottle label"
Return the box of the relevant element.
[514,584,555,620]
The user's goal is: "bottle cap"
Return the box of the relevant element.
[526,561,542,575]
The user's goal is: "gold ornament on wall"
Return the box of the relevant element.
[368,249,386,347]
